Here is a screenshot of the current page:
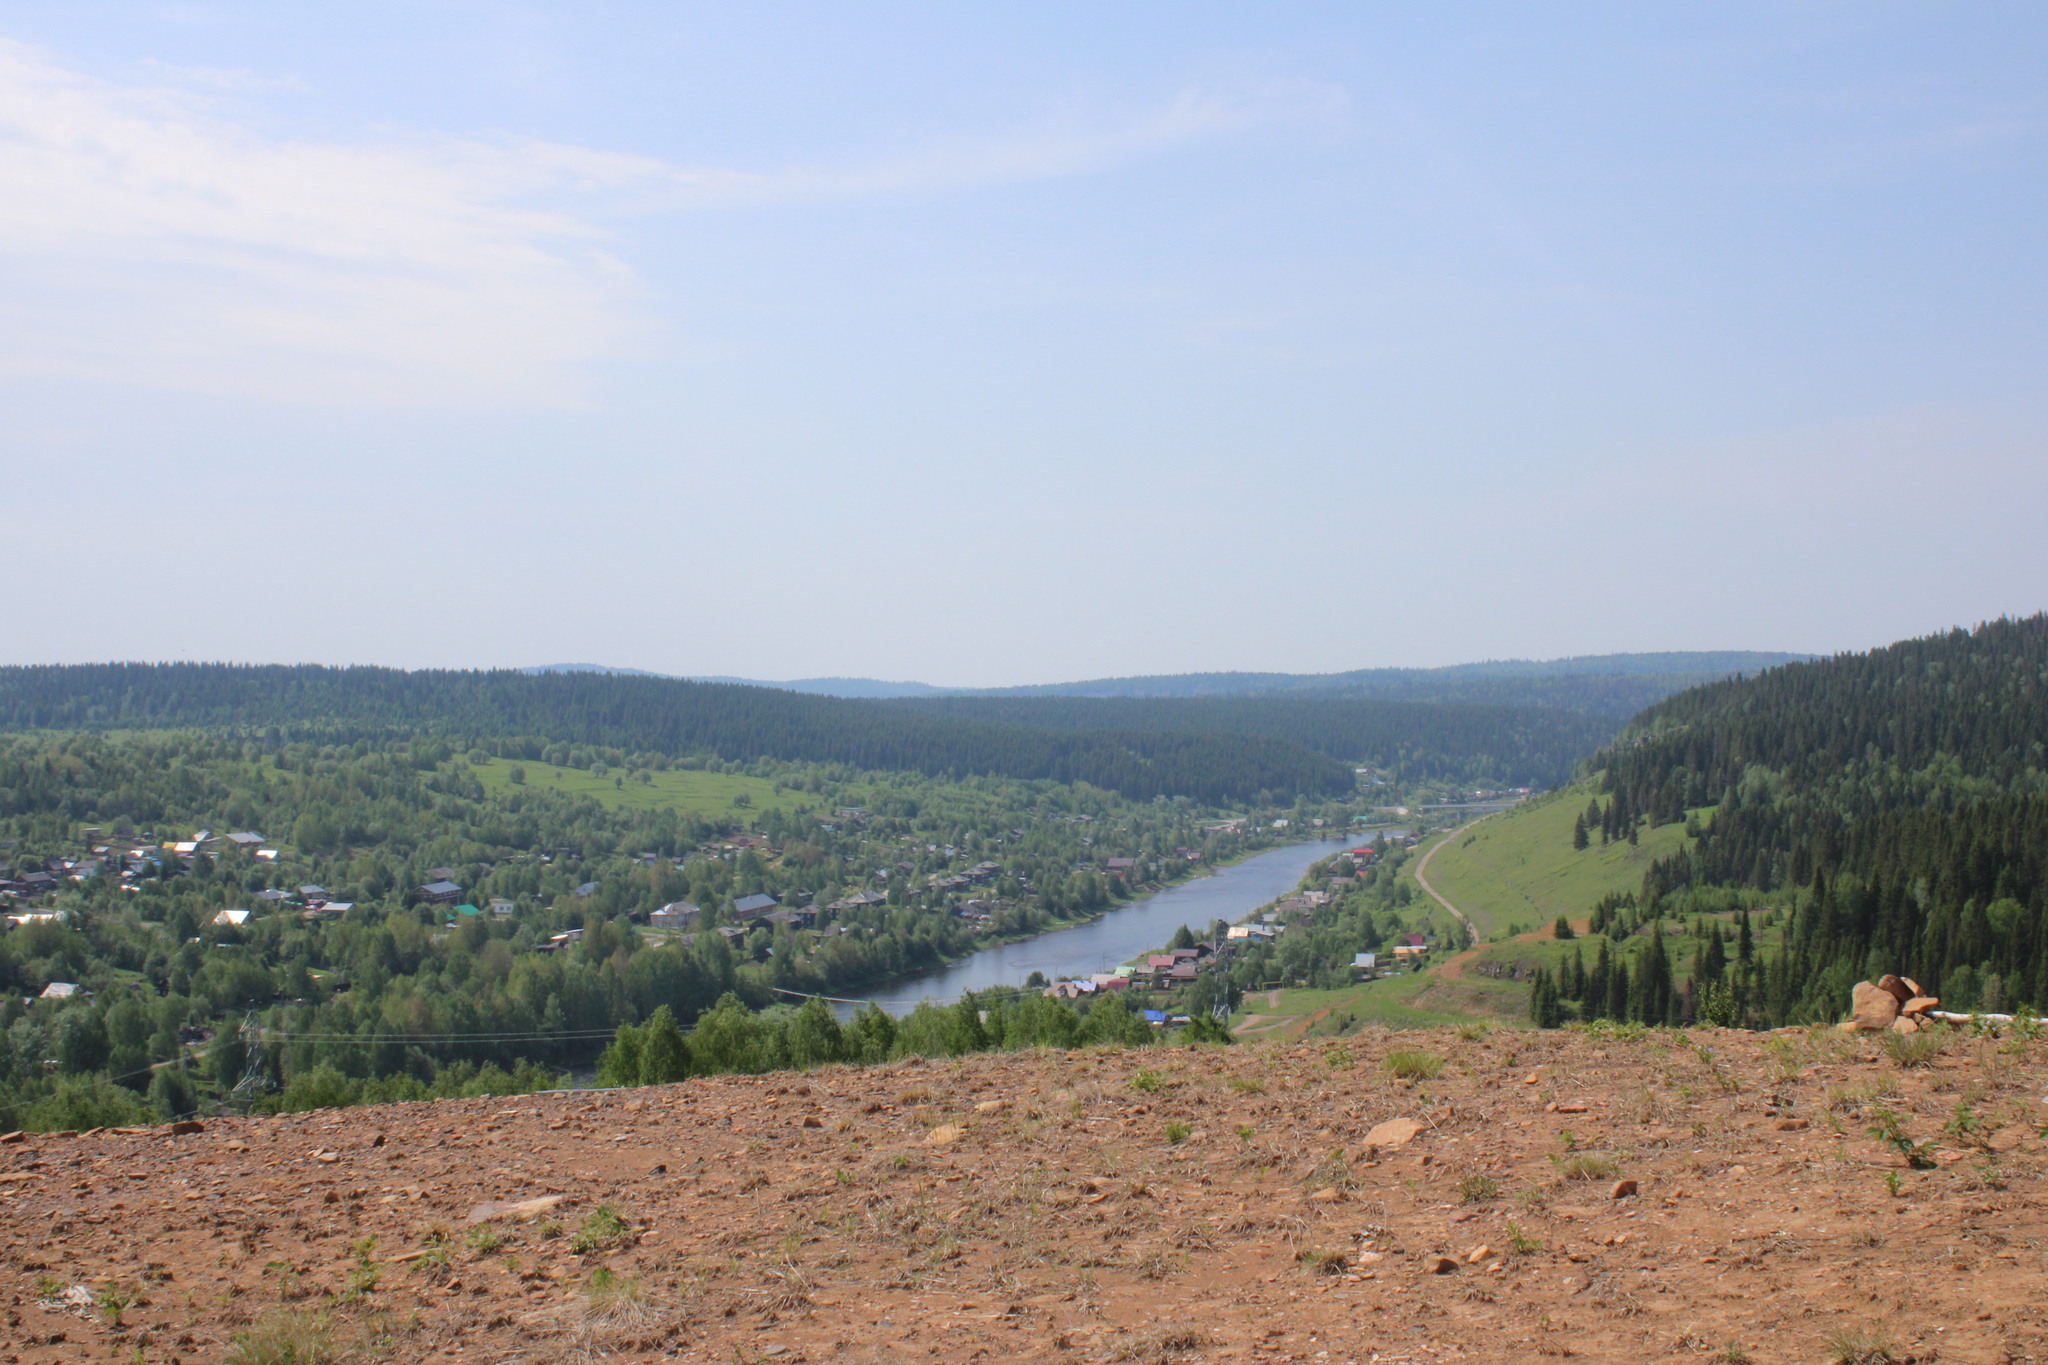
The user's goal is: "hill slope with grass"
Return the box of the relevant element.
[1418,788,1696,940]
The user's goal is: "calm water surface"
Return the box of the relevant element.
[844,833,1398,1015]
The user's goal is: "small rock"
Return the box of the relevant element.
[973,1100,1009,1115]
[315,1151,339,1164]
[800,1116,824,1129]
[1775,1118,1810,1132]
[1876,974,1913,1006]
[1553,1102,1588,1114]
[923,1125,965,1147]
[1851,981,1900,1031]
[1463,1245,1491,1264]
[1308,1187,1342,1204]
[1610,1179,1638,1200]
[1353,1251,1386,1266]
[1523,1072,1540,1085]
[468,1194,567,1222]
[1363,1117,1425,1149]
[1891,1016,1921,1035]
[1902,976,1923,996]
[1902,996,1940,1016]
[0,1131,23,1144]
[1426,1255,1459,1275]
[368,1133,386,1148]
[166,1120,203,1136]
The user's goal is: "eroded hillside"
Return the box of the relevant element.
[3,1024,2045,1364]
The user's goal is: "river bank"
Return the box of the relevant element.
[837,830,1404,1014]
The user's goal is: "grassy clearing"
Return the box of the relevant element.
[472,757,810,817]
[1419,785,1696,938]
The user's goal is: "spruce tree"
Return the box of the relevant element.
[1572,813,1589,851]
[1606,955,1631,1021]
[1587,939,1612,1019]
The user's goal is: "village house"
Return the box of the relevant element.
[417,880,463,905]
[650,901,701,929]
[733,892,780,920]
[488,898,516,918]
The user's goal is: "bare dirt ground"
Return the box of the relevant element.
[4,1023,2046,1365]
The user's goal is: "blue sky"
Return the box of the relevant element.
[2,3,2042,683]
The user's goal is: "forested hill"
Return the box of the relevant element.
[0,664,1351,804]
[887,695,1614,789]
[968,651,1807,715]
[1582,615,2048,1021]
[1599,616,2048,827]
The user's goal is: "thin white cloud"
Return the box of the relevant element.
[0,40,1337,407]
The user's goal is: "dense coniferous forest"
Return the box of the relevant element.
[0,665,1350,805]
[1566,616,2048,1025]
[889,695,1612,788]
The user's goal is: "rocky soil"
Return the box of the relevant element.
[3,1023,2047,1364]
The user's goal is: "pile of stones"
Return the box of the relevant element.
[1844,974,1941,1032]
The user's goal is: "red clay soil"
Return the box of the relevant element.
[1436,920,1591,984]
[2,1024,2044,1364]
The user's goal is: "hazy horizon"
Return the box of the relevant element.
[3,5,2042,685]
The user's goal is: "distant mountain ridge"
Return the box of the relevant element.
[527,651,1811,715]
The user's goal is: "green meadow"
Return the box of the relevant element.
[471,757,812,818]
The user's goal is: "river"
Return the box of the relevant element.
[841,833,1395,1016]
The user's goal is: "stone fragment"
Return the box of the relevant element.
[1523,1072,1540,1085]
[1307,1186,1342,1204]
[467,1194,566,1222]
[1775,1118,1810,1132]
[0,1131,23,1144]
[1463,1245,1491,1264]
[1363,1117,1426,1149]
[1891,1015,1921,1033]
[800,1116,823,1129]
[1552,1102,1588,1114]
[1353,1251,1386,1266]
[314,1151,339,1164]
[166,1120,203,1136]
[1876,975,1913,1005]
[923,1124,965,1147]
[1426,1255,1459,1275]
[1851,982,1900,1031]
[1610,1179,1638,1199]
[973,1100,1009,1115]
[1902,996,1940,1016]
[1901,977,1923,997]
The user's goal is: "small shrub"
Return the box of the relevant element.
[1164,1121,1191,1145]
[1130,1070,1163,1094]
[1227,1076,1264,1095]
[1457,1174,1500,1203]
[465,1224,503,1254]
[1553,1152,1620,1181]
[1506,1221,1542,1255]
[1296,1247,1348,1274]
[1454,1022,1489,1042]
[343,1237,379,1300]
[584,1266,655,1327]
[1881,1027,1946,1068]
[1385,1050,1445,1081]
[1867,1108,1936,1169]
[223,1310,340,1365]
[1824,1326,1900,1364]
[570,1204,632,1255]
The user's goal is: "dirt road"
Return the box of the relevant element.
[1410,816,1492,951]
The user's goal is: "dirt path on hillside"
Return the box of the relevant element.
[1411,816,1492,954]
